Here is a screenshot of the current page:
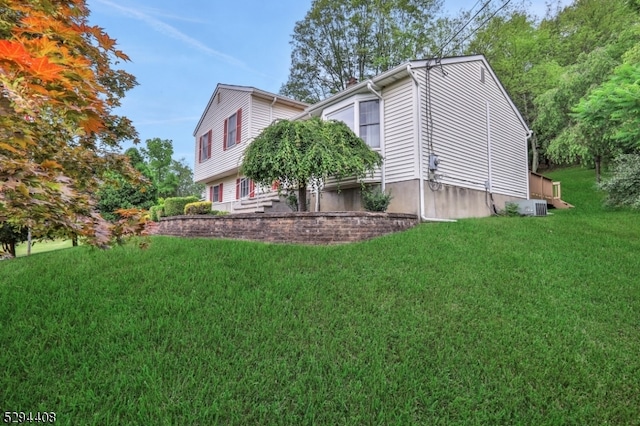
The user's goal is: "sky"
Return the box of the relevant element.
[86,0,572,169]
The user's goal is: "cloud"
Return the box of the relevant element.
[94,0,245,68]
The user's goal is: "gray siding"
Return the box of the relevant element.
[418,60,529,198]
[382,77,417,183]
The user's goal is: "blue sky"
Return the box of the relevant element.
[86,0,570,169]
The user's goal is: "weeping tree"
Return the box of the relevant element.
[240,117,383,211]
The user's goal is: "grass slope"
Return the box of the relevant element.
[1,167,638,425]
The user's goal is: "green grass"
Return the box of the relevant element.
[14,239,73,257]
[1,167,639,425]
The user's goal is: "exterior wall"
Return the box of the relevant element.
[157,212,419,245]
[194,87,250,183]
[204,175,240,212]
[382,77,417,183]
[417,61,529,199]
[194,89,306,185]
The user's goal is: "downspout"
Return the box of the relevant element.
[366,80,385,191]
[270,96,277,123]
[525,129,533,200]
[407,64,457,223]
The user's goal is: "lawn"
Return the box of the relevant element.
[1,167,638,425]
[14,239,73,257]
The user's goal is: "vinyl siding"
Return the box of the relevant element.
[194,87,249,183]
[418,60,528,198]
[382,77,416,183]
[195,89,305,184]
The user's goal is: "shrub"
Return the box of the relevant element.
[600,154,640,209]
[502,202,521,217]
[149,205,164,222]
[163,196,199,217]
[184,201,212,215]
[362,187,393,212]
[211,210,229,216]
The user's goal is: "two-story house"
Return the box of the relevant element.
[194,55,532,219]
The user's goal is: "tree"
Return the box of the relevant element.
[140,138,176,197]
[599,154,640,209]
[241,117,383,211]
[0,0,144,247]
[171,158,204,197]
[0,222,27,257]
[280,0,443,103]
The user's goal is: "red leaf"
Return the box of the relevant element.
[28,57,64,81]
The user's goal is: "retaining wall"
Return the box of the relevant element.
[157,212,419,245]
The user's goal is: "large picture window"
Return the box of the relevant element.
[326,99,380,148]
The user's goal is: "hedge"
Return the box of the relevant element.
[163,196,199,217]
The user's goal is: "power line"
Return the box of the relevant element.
[436,0,493,60]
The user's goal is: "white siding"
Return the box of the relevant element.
[382,77,416,183]
[418,61,528,198]
[194,89,306,185]
[194,87,250,183]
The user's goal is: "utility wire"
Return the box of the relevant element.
[441,0,513,58]
[436,0,493,60]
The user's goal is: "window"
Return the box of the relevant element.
[236,177,254,199]
[326,99,380,148]
[199,130,212,162]
[210,183,223,203]
[359,100,380,148]
[224,109,242,150]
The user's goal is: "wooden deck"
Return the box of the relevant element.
[529,171,574,209]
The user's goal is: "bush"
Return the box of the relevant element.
[600,154,640,209]
[163,196,199,217]
[211,210,229,216]
[149,205,164,222]
[184,201,212,215]
[502,202,521,217]
[362,187,393,212]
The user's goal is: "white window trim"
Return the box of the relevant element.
[322,94,382,150]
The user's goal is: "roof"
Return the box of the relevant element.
[293,54,530,133]
[193,84,309,136]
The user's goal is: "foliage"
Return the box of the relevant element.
[241,117,383,211]
[599,154,640,209]
[172,157,205,197]
[163,196,199,217]
[184,201,212,215]
[280,0,443,102]
[362,187,392,212]
[0,222,27,256]
[97,171,157,221]
[502,202,522,217]
[0,0,144,247]
[109,208,155,247]
[2,169,640,424]
[149,205,164,222]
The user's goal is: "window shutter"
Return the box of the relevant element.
[223,119,228,151]
[236,109,242,144]
[209,186,213,202]
[236,178,240,199]
[198,136,202,163]
[219,183,223,202]
[271,179,279,191]
[249,179,255,198]
[207,129,212,158]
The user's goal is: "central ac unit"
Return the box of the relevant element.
[512,199,548,216]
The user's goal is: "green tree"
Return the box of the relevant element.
[171,158,204,197]
[241,118,383,211]
[140,138,177,197]
[280,0,442,103]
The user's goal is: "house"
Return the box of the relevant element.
[193,84,308,212]
[194,55,532,219]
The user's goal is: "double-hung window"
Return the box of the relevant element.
[199,130,212,162]
[326,98,380,148]
[210,183,223,203]
[236,177,255,199]
[224,109,242,150]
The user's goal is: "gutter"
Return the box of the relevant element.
[407,64,457,224]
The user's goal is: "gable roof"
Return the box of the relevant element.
[193,84,308,136]
[294,55,529,132]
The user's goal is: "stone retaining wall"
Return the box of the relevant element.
[157,212,419,244]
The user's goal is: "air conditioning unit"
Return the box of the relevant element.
[512,199,548,216]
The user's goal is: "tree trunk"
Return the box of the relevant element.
[298,186,308,212]
[595,155,602,183]
[72,235,78,246]
[9,242,16,257]
[27,228,31,256]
